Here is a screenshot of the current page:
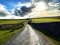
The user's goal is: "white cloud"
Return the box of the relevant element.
[0,4,6,11]
[16,2,25,7]
[48,2,59,7]
[11,8,15,14]
[47,2,60,11]
[0,4,10,16]
[26,1,60,18]
[10,1,60,19]
[16,2,31,7]
[0,15,30,19]
[11,2,32,16]
[12,2,32,10]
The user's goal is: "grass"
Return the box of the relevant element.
[0,18,60,45]
[31,25,58,45]
[38,30,60,45]
[31,17,60,45]
[0,19,26,24]
[0,28,23,45]
[0,19,26,45]
[32,18,60,23]
[37,30,57,45]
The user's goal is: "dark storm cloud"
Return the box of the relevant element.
[21,6,31,14]
[14,6,32,17]
[14,9,21,16]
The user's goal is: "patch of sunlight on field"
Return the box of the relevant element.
[32,18,60,23]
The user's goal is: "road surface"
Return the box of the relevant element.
[7,24,52,45]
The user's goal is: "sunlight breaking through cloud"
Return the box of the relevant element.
[27,0,60,18]
[0,0,60,19]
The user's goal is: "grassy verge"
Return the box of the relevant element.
[38,30,60,45]
[37,30,57,45]
[0,28,23,45]
[32,18,60,23]
[0,19,26,45]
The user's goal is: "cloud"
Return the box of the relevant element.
[47,2,60,11]
[0,4,6,11]
[39,10,60,16]
[11,2,32,16]
[53,0,60,3]
[27,1,47,14]
[26,0,60,17]
[10,0,60,18]
[16,2,32,8]
[0,15,30,19]
[14,6,32,17]
[48,2,59,7]
[31,0,41,2]
[0,4,10,16]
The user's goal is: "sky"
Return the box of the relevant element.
[0,0,60,19]
[0,0,31,12]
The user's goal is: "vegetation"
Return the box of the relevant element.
[0,28,23,45]
[0,19,26,45]
[31,17,60,45]
[37,30,58,45]
[32,18,60,23]
[0,19,26,24]
[0,18,60,45]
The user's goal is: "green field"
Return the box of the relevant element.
[32,18,60,23]
[0,19,26,24]
[0,19,26,45]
